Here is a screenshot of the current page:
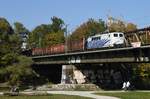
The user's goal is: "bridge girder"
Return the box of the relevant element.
[32,45,150,65]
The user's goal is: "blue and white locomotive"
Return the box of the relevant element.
[86,32,125,49]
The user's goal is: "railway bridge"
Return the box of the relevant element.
[32,45,150,65]
[31,27,150,89]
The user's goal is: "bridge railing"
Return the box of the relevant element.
[125,27,150,46]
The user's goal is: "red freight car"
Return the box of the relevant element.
[32,48,44,55]
[68,38,85,52]
[32,44,65,56]
[50,44,65,54]
[32,38,85,55]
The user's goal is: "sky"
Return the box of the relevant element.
[0,0,150,31]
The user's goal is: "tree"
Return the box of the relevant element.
[0,18,14,46]
[28,24,51,48]
[71,18,106,40]
[0,18,16,63]
[44,16,65,46]
[14,22,30,34]
[132,63,150,89]
[44,31,65,46]
[0,18,37,86]
[28,16,66,48]
[126,23,137,32]
[6,56,37,85]
[109,20,126,32]
[50,16,66,33]
[107,16,137,32]
[0,17,14,35]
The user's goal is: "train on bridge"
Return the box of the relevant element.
[32,32,125,56]
[32,26,150,56]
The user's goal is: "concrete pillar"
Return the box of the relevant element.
[61,65,74,84]
[61,65,86,84]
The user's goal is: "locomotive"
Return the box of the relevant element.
[32,32,125,56]
[87,32,125,49]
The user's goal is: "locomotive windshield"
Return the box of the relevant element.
[114,34,118,37]
[119,34,123,37]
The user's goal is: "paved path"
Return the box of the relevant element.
[47,91,120,99]
[0,91,119,99]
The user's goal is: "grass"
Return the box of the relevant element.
[0,94,92,99]
[95,91,150,99]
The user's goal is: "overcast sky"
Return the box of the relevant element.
[0,0,150,31]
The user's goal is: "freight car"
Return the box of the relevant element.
[32,44,65,55]
[32,32,125,56]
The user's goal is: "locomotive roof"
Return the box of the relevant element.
[89,32,124,38]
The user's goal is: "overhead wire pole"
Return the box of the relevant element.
[65,24,69,53]
[38,32,42,48]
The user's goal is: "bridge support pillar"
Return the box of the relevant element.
[61,65,86,84]
[61,65,74,84]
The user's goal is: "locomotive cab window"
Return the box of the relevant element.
[119,34,123,37]
[92,36,101,41]
[97,37,101,40]
[114,34,118,37]
[92,38,95,41]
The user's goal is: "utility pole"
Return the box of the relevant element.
[38,32,42,48]
[65,24,69,53]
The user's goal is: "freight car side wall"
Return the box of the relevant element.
[32,39,85,56]
[68,39,84,52]
[32,44,65,56]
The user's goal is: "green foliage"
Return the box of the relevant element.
[14,22,30,34]
[0,18,37,86]
[0,17,14,35]
[6,56,35,85]
[0,55,37,86]
[28,24,51,48]
[132,63,150,89]
[0,55,35,85]
[0,18,14,45]
[44,31,65,46]
[126,23,137,32]
[28,16,65,48]
[1,53,17,66]
[50,16,65,33]
[70,18,106,40]
[9,33,22,52]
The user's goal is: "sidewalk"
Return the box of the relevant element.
[47,91,120,99]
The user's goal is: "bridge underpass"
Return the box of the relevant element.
[31,45,150,89]
[31,63,136,89]
[32,64,62,84]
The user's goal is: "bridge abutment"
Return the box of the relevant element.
[61,65,86,84]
